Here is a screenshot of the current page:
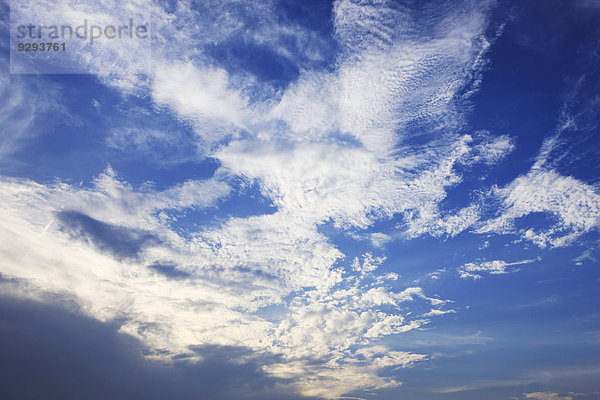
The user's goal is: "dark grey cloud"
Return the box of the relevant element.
[57,210,161,260]
[147,262,192,279]
[0,295,318,400]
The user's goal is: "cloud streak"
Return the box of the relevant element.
[458,258,539,279]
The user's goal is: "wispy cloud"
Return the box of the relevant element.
[431,364,600,393]
[524,391,579,400]
[458,258,540,279]
[478,169,600,247]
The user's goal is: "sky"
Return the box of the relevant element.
[0,0,599,399]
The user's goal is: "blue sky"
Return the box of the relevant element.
[0,1,599,399]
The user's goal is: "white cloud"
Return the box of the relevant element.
[470,134,515,165]
[476,55,600,249]
[458,258,539,279]
[350,232,395,248]
[0,69,70,162]
[152,62,250,140]
[351,252,385,274]
[423,308,456,317]
[265,257,442,398]
[524,392,575,400]
[478,169,600,247]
